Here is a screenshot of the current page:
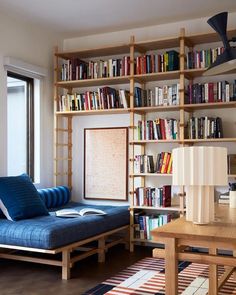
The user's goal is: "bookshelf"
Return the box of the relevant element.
[53,28,236,251]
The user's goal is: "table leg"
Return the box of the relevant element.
[209,248,218,295]
[165,237,178,295]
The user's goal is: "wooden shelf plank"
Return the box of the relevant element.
[229,175,236,178]
[183,101,236,110]
[185,29,236,46]
[134,71,180,82]
[182,68,206,78]
[130,206,183,212]
[130,140,181,144]
[131,238,159,244]
[55,44,130,59]
[133,105,180,113]
[56,76,130,88]
[131,173,172,177]
[56,108,131,116]
[183,138,236,143]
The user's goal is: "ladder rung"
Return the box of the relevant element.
[55,128,72,132]
[56,143,72,147]
[54,158,72,161]
[54,172,72,176]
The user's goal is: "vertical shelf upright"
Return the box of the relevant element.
[53,47,73,189]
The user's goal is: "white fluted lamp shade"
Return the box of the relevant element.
[172,146,228,224]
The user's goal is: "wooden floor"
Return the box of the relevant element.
[0,245,152,295]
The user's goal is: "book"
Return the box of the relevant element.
[55,208,106,218]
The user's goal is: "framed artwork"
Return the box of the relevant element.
[84,127,128,201]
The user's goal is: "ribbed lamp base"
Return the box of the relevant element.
[185,186,214,225]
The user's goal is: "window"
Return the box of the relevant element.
[7,72,35,180]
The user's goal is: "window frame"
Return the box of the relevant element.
[7,71,35,180]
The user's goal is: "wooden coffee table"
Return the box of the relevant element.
[151,205,236,295]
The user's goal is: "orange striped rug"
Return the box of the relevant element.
[83,257,236,295]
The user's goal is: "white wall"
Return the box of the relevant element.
[63,13,236,204]
[0,12,63,187]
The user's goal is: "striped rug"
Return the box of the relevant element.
[83,257,236,295]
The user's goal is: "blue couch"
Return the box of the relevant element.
[0,186,130,279]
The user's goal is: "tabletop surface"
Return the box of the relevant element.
[151,205,236,242]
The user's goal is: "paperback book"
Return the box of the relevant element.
[55,208,106,218]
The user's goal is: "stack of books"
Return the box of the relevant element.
[137,118,179,140]
[134,84,179,107]
[134,152,172,174]
[61,56,130,81]
[58,87,130,111]
[134,185,171,207]
[218,192,229,205]
[187,116,223,139]
[135,50,179,74]
[134,212,174,240]
[186,81,236,104]
[186,47,224,69]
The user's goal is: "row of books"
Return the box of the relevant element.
[134,152,172,174]
[186,47,224,69]
[186,81,236,104]
[134,50,179,74]
[134,186,171,207]
[60,56,130,81]
[137,118,179,140]
[58,87,130,111]
[134,212,174,240]
[134,84,180,107]
[187,116,223,139]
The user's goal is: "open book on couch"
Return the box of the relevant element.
[55,208,106,218]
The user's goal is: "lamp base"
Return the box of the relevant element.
[185,186,214,225]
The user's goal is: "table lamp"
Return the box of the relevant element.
[172,146,228,224]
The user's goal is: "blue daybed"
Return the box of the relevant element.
[0,186,130,279]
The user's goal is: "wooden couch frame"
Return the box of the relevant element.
[0,224,129,280]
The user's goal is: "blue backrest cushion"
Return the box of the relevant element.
[37,186,71,209]
[0,174,49,221]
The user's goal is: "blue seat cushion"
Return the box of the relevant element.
[0,174,49,221]
[0,202,129,249]
[37,186,70,209]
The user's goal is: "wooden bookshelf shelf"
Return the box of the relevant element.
[185,29,236,47]
[56,108,131,116]
[131,206,183,212]
[182,68,206,78]
[130,139,181,144]
[183,138,236,143]
[134,70,180,83]
[55,44,130,59]
[56,76,131,89]
[183,101,236,111]
[133,105,180,113]
[229,175,236,178]
[131,238,159,244]
[131,173,172,177]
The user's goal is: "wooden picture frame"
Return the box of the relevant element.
[84,127,128,201]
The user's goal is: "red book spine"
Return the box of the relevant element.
[160,119,166,140]
[208,82,214,102]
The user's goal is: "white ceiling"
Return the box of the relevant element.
[1,0,236,37]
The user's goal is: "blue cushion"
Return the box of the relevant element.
[38,186,70,209]
[0,174,49,221]
[0,202,129,249]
